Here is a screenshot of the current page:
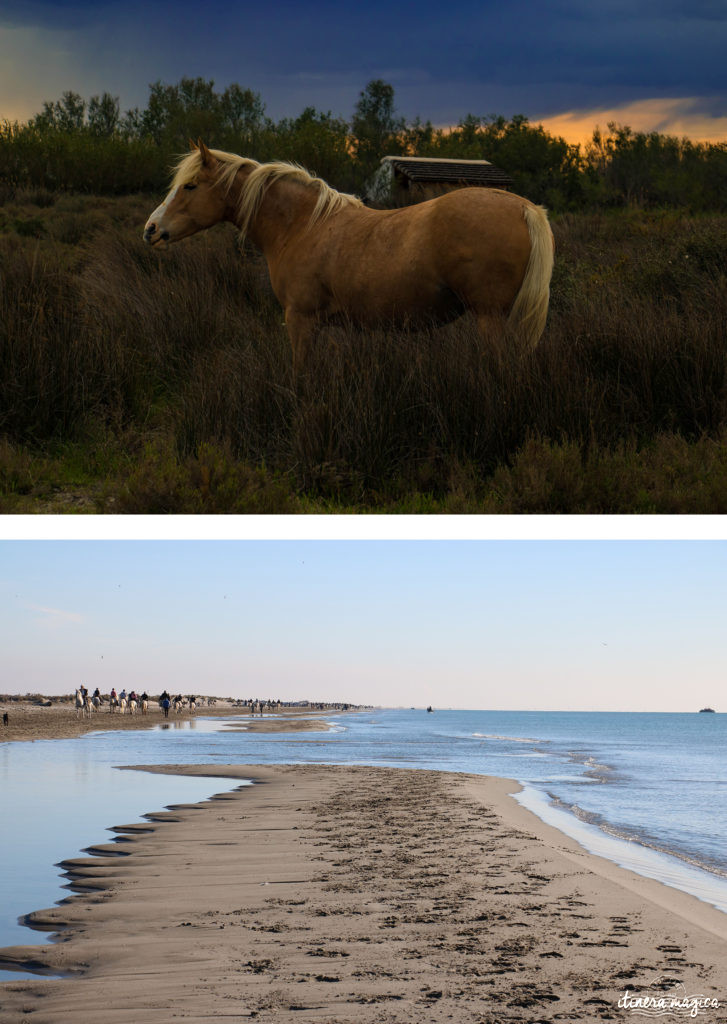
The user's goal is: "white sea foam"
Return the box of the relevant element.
[472,733,539,743]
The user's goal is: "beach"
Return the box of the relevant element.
[0,699,340,744]
[1,763,725,1023]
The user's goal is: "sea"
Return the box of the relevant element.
[1,708,726,980]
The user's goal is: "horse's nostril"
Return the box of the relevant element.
[160,230,170,241]
[146,223,156,235]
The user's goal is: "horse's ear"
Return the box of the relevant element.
[198,139,213,166]
[189,138,198,151]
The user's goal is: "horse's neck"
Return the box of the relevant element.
[239,179,316,257]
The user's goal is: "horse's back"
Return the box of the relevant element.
[334,188,536,319]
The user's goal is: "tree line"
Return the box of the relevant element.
[1,77,726,210]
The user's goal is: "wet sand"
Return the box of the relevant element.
[0,699,337,744]
[1,764,725,1023]
[224,718,333,733]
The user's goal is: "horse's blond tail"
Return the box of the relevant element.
[507,204,554,348]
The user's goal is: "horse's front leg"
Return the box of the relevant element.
[285,309,317,374]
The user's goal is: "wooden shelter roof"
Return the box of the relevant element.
[382,156,513,188]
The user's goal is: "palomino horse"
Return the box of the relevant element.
[128,698,137,715]
[143,141,554,371]
[141,698,149,715]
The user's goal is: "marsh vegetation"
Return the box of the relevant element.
[1,190,726,513]
[1,78,726,512]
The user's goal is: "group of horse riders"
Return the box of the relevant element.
[108,687,150,714]
[159,690,197,718]
[74,687,197,717]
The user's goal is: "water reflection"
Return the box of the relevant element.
[0,733,245,963]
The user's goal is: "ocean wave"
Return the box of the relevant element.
[562,748,617,782]
[546,794,727,880]
[547,793,604,826]
[472,733,540,743]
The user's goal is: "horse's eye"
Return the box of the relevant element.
[183,183,197,191]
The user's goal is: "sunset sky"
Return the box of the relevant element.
[2,540,725,712]
[1,0,726,145]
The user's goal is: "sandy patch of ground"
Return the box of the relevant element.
[223,718,334,733]
[1,764,725,1023]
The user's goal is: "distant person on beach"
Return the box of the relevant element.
[162,697,171,718]
[2,712,8,727]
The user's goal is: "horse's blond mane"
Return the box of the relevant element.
[170,149,362,236]
[238,161,362,236]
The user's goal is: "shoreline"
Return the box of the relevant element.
[514,784,727,917]
[1,764,725,1023]
[0,698,351,744]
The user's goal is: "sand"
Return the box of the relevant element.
[0,699,339,744]
[223,718,333,733]
[1,763,725,1023]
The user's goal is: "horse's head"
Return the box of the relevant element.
[143,140,231,248]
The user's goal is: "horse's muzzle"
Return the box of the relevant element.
[143,224,170,246]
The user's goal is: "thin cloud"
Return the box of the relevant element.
[25,602,84,625]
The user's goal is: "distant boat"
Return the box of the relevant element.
[426,706,433,713]
[699,707,716,713]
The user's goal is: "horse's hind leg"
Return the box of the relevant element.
[475,311,513,362]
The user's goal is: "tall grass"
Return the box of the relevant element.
[0,194,726,511]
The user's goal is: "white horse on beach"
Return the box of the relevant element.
[141,699,148,715]
[119,696,127,714]
[128,698,137,715]
[75,689,90,718]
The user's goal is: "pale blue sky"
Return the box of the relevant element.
[1,541,724,711]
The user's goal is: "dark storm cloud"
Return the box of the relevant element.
[2,0,726,122]
[0,0,123,30]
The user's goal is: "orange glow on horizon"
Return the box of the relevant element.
[536,97,727,147]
